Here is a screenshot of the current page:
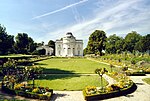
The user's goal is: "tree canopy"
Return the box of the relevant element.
[0,25,14,55]
[123,31,142,52]
[106,34,124,54]
[85,30,107,55]
[14,33,37,54]
[135,34,150,53]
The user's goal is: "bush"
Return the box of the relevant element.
[145,68,150,74]
[85,86,97,95]
[131,58,136,64]
[32,88,40,93]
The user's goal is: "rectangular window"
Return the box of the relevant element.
[78,51,80,55]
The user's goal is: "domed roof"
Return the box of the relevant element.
[65,32,75,38]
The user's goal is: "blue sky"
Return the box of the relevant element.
[0,0,150,48]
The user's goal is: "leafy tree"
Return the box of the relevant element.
[48,40,55,55]
[83,48,88,56]
[14,33,37,54]
[15,33,29,54]
[0,24,14,54]
[48,40,55,49]
[106,34,124,54]
[123,31,141,52]
[86,30,107,55]
[135,34,150,53]
[27,37,37,54]
[32,49,46,55]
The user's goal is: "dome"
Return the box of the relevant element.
[66,32,74,38]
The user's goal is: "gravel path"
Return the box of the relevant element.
[51,91,85,101]
[103,74,117,86]
[103,74,150,101]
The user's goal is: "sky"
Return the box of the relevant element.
[0,0,150,48]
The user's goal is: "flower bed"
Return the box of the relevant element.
[83,72,137,101]
[2,84,53,100]
[125,70,146,76]
[83,81,136,101]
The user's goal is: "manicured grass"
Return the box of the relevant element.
[29,75,108,91]
[0,54,32,58]
[142,78,150,85]
[35,58,111,74]
[32,58,110,91]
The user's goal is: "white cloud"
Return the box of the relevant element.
[32,0,88,19]
[45,0,146,44]
[33,0,150,48]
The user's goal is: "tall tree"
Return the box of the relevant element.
[106,34,124,54]
[86,30,107,55]
[15,33,29,54]
[123,31,142,52]
[135,34,150,53]
[0,24,14,54]
[27,37,37,54]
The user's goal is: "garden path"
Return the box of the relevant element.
[1,75,150,101]
[103,74,150,101]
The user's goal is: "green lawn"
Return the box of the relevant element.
[29,75,108,91]
[142,78,150,85]
[31,58,110,90]
[35,58,110,74]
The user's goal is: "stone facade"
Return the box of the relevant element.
[55,32,83,57]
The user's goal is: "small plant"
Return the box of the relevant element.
[14,83,24,90]
[32,88,40,93]
[85,86,97,95]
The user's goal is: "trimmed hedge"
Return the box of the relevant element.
[83,82,137,101]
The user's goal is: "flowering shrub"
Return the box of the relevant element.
[85,86,97,95]
[14,83,24,90]
[32,88,40,93]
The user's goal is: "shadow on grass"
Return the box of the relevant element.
[36,68,80,81]
[34,62,48,66]
[42,68,75,74]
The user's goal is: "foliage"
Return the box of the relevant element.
[135,34,150,53]
[123,31,142,52]
[48,40,55,55]
[3,83,53,100]
[95,68,108,76]
[14,33,37,54]
[3,58,16,68]
[32,88,40,93]
[106,34,124,54]
[32,49,46,55]
[85,30,107,55]
[85,86,97,95]
[0,24,14,55]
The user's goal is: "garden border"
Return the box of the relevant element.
[83,82,137,101]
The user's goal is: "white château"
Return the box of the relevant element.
[55,32,83,57]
